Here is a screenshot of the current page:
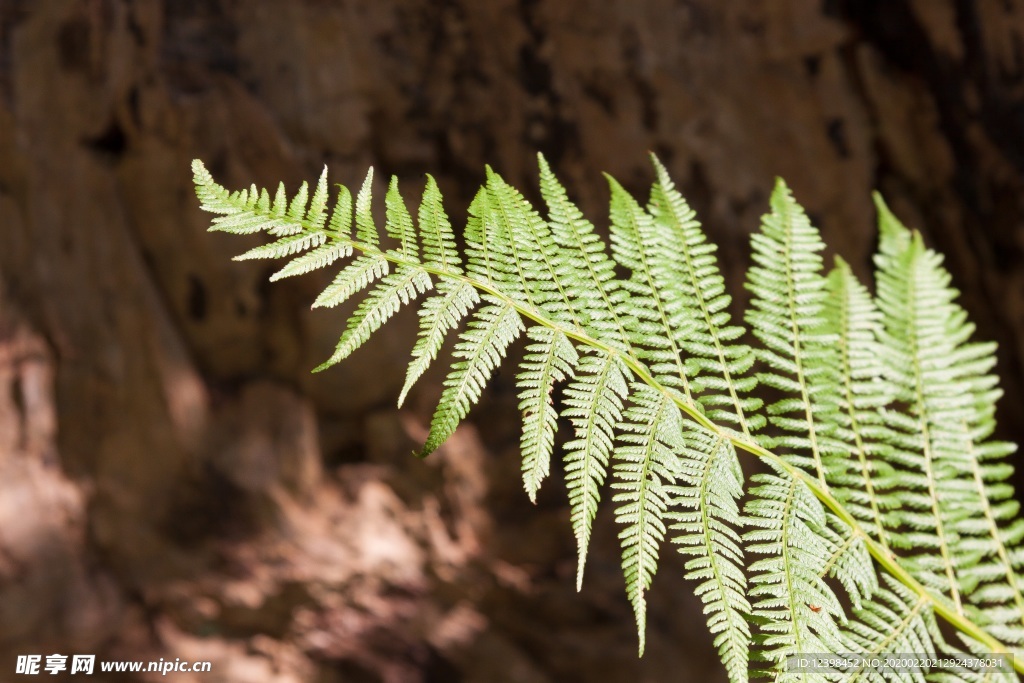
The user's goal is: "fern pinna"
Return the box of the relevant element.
[194,156,1024,680]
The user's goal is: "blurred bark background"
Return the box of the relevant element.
[1,1,1023,681]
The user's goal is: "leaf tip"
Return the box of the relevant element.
[312,357,339,373]
[647,151,668,178]
[396,382,413,409]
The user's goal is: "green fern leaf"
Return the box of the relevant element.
[328,184,353,238]
[477,169,544,309]
[607,176,696,398]
[874,192,912,260]
[820,258,895,547]
[306,167,330,230]
[385,176,419,259]
[418,175,462,273]
[745,178,844,489]
[470,169,571,317]
[315,266,432,371]
[744,183,893,675]
[875,223,974,609]
[744,467,846,675]
[537,154,634,353]
[398,279,480,407]
[354,168,378,246]
[873,196,1024,647]
[285,177,310,224]
[269,241,353,281]
[419,299,524,457]
[667,431,751,683]
[271,181,288,219]
[193,157,1024,679]
[232,231,326,262]
[487,168,584,329]
[562,349,629,590]
[192,160,300,235]
[464,188,507,287]
[612,382,685,656]
[311,254,389,309]
[518,326,578,502]
[646,154,763,434]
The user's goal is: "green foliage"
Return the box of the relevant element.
[194,155,1024,680]
[518,326,578,502]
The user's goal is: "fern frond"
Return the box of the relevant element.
[315,266,432,370]
[398,279,480,407]
[537,154,635,354]
[874,192,912,260]
[418,175,461,273]
[385,176,420,259]
[194,158,1024,678]
[667,431,751,683]
[327,183,352,237]
[646,155,763,435]
[192,159,299,235]
[875,220,975,610]
[282,175,310,232]
[820,259,895,547]
[269,241,353,281]
[873,196,1024,646]
[464,188,521,293]
[744,467,846,675]
[745,179,844,488]
[562,349,629,590]
[354,168,378,246]
[612,383,684,656]
[419,298,524,457]
[306,167,331,231]
[230,170,346,274]
[841,575,934,682]
[233,231,327,262]
[486,168,583,329]
[518,327,578,502]
[607,176,695,398]
[311,254,389,309]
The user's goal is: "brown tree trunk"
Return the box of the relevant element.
[1,1,1022,681]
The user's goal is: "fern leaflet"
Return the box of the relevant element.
[666,431,751,683]
[518,326,578,502]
